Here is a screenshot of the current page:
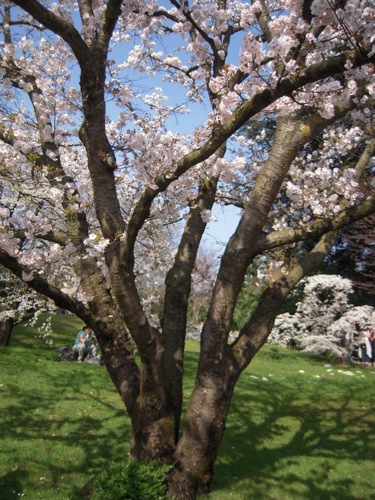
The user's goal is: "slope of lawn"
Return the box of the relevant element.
[0,314,374,499]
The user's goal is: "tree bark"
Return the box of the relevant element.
[168,361,237,498]
[163,175,219,441]
[166,110,348,496]
[0,318,13,346]
[167,233,338,498]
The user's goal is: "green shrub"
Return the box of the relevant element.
[268,345,282,359]
[92,459,173,500]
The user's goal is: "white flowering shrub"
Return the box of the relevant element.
[299,335,346,358]
[269,275,374,358]
[327,306,375,339]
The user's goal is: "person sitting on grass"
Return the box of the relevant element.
[73,325,98,362]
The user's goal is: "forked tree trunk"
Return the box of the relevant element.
[165,232,340,498]
[129,407,177,464]
[127,359,177,464]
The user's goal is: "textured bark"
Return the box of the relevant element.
[201,110,335,355]
[0,318,13,346]
[168,360,237,498]
[232,232,339,369]
[167,353,236,496]
[166,110,349,495]
[163,175,219,441]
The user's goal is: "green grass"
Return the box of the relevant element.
[1,315,375,499]
[208,350,375,500]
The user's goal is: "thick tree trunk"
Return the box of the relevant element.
[129,401,176,464]
[167,368,236,498]
[0,317,13,346]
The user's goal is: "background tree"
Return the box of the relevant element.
[268,274,375,356]
[188,246,219,325]
[0,265,53,346]
[324,214,375,303]
[232,265,264,330]
[0,266,20,346]
[0,1,374,497]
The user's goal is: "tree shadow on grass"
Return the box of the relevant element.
[211,369,375,499]
[0,470,29,499]
[0,354,130,499]
[2,347,374,499]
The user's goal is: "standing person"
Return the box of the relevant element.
[360,328,374,365]
[369,327,375,366]
[73,325,97,362]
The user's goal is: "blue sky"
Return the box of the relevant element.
[205,204,242,251]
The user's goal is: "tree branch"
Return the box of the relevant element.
[11,0,94,82]
[12,229,69,247]
[231,231,338,371]
[0,248,91,320]
[100,0,125,50]
[255,195,375,254]
[124,48,374,258]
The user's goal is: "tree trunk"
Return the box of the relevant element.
[163,175,219,442]
[129,400,176,464]
[0,317,13,346]
[166,233,339,498]
[167,367,236,498]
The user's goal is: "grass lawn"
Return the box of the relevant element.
[0,314,374,499]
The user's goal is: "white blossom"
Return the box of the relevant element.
[269,275,375,359]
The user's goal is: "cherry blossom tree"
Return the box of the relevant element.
[0,0,374,496]
[0,265,27,345]
[0,265,53,345]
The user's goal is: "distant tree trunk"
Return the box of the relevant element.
[0,318,14,346]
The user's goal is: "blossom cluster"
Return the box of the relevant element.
[272,125,365,230]
[0,0,373,319]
